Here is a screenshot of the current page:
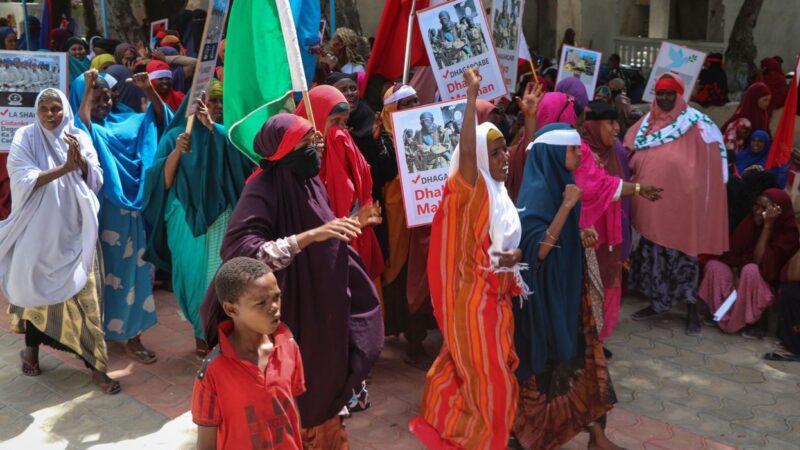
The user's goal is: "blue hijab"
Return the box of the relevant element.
[69,73,173,211]
[735,130,788,188]
[514,123,584,379]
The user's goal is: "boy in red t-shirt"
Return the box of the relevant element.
[192,257,305,449]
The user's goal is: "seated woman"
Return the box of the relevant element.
[699,188,799,336]
[721,82,771,153]
[765,250,800,361]
[735,130,789,189]
[0,88,119,393]
[410,68,527,449]
[513,123,620,450]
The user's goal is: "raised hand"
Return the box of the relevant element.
[351,201,382,228]
[195,91,213,130]
[516,81,544,117]
[313,217,362,243]
[130,72,152,91]
[175,133,191,154]
[463,66,481,96]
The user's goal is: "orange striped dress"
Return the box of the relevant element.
[413,173,520,449]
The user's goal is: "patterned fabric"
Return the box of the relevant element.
[9,255,108,371]
[699,261,774,333]
[724,117,752,153]
[512,276,616,450]
[586,248,605,334]
[629,238,699,313]
[417,175,520,449]
[100,201,157,341]
[634,106,727,181]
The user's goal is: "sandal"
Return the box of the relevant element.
[126,339,158,364]
[764,350,800,362]
[92,372,122,395]
[631,306,664,321]
[20,349,41,376]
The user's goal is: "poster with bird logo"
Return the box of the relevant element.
[643,42,706,102]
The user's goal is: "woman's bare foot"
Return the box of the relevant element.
[125,336,157,364]
[91,370,121,395]
[587,422,624,450]
[20,346,41,376]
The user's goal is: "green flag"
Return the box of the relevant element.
[223,0,299,163]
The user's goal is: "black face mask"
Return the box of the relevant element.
[270,145,321,179]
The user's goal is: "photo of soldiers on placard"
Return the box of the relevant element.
[400,103,467,174]
[425,0,488,70]
[0,57,60,94]
[492,0,521,51]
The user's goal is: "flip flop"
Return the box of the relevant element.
[126,346,158,364]
[92,372,121,395]
[19,350,41,376]
[764,351,800,362]
[631,306,664,321]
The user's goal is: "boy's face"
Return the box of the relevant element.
[225,273,282,336]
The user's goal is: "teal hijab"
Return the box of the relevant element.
[142,95,253,271]
[514,123,584,379]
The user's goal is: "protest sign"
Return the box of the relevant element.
[150,18,169,50]
[556,45,601,101]
[0,51,67,153]
[642,42,706,102]
[391,98,468,227]
[490,0,524,94]
[186,0,230,117]
[418,0,507,101]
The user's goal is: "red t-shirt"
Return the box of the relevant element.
[192,321,306,449]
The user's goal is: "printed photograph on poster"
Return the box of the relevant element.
[391,99,468,227]
[490,0,524,94]
[418,0,507,101]
[186,0,230,117]
[150,18,169,49]
[556,45,601,102]
[642,42,706,102]
[0,50,67,152]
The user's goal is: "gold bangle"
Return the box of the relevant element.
[635,183,641,196]
[546,230,556,241]
[539,241,561,248]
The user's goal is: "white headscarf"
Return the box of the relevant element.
[0,88,104,307]
[450,123,521,260]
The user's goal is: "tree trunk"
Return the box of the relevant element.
[88,0,147,43]
[82,0,101,38]
[724,0,764,93]
[322,0,362,36]
[144,0,189,25]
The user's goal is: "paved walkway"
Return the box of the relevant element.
[0,289,796,449]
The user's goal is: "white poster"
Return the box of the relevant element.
[186,0,230,116]
[556,45,602,101]
[418,0,507,101]
[0,51,67,153]
[490,0,524,94]
[149,18,169,50]
[391,99,468,227]
[642,42,706,102]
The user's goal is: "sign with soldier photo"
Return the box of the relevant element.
[0,50,67,152]
[391,99,468,227]
[556,45,602,102]
[490,0,524,94]
[418,0,507,101]
[642,42,706,102]
[186,0,230,117]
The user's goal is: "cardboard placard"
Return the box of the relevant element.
[490,0,524,94]
[642,42,706,102]
[556,45,602,101]
[0,51,67,152]
[418,0,507,101]
[185,0,230,117]
[391,99,468,227]
[149,18,169,50]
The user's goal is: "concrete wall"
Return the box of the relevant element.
[722,0,800,65]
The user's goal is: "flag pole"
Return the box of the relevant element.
[20,0,31,50]
[276,0,316,130]
[100,0,109,38]
[401,0,418,84]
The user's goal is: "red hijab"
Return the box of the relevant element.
[722,82,771,136]
[295,85,385,279]
[761,58,788,111]
[727,188,799,285]
[146,60,184,112]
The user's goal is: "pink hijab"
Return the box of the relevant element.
[623,74,729,256]
[536,92,578,127]
[574,140,622,247]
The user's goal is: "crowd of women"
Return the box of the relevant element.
[0,11,799,450]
